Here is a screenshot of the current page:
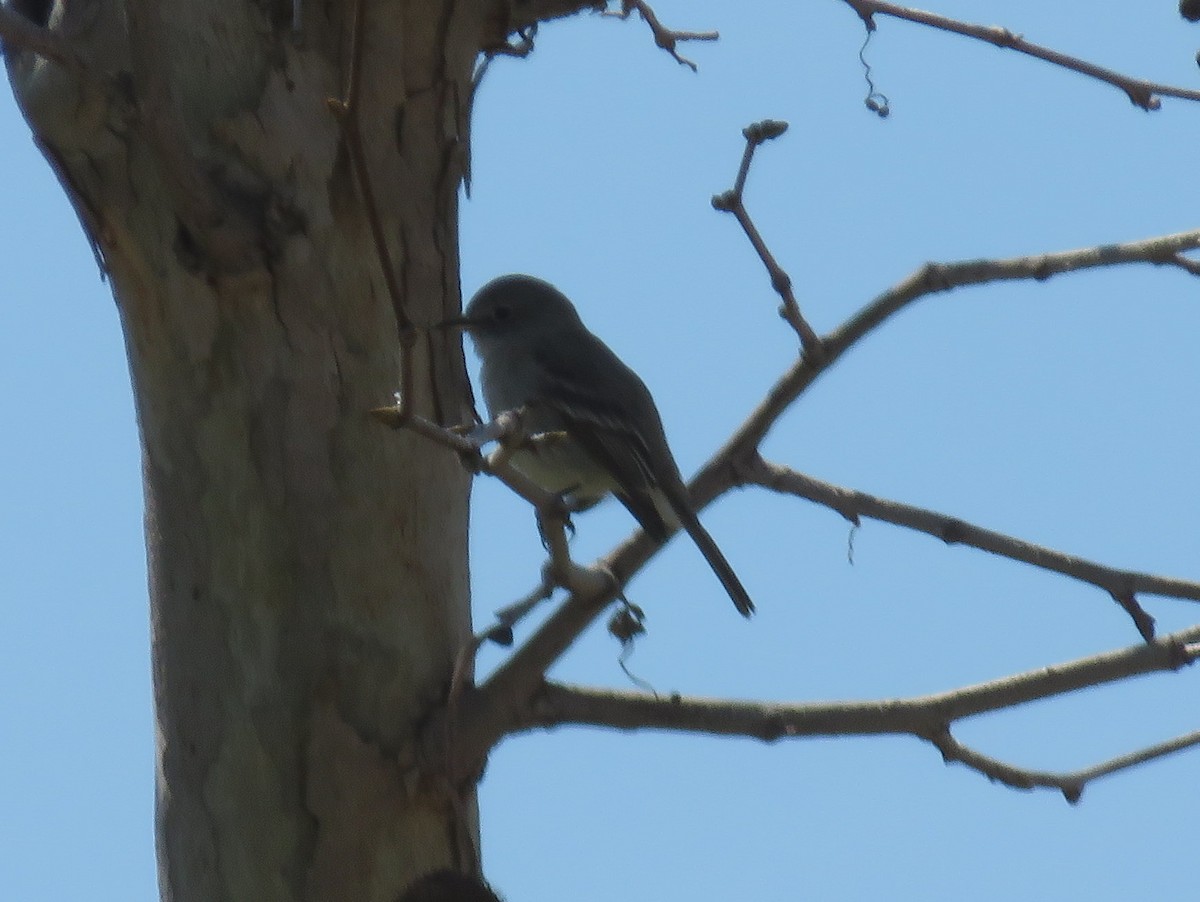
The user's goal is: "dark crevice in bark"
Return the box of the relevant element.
[11,0,53,29]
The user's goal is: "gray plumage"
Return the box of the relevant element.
[457,274,754,617]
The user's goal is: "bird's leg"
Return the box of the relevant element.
[536,487,580,548]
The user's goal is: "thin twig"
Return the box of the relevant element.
[928,726,1200,803]
[486,577,557,645]
[712,228,1200,477]
[371,406,479,455]
[372,401,622,630]
[1171,253,1200,276]
[418,119,1200,772]
[746,457,1200,638]
[842,0,1200,110]
[512,626,1200,800]
[371,404,582,516]
[458,226,1200,746]
[711,120,824,356]
[525,626,1200,737]
[490,0,715,68]
[603,0,718,71]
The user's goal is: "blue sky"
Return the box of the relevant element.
[3,2,1199,900]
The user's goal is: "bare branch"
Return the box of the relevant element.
[494,1,716,69]
[714,228,1200,476]
[1170,252,1200,276]
[1056,727,1200,793]
[513,627,1200,799]
[928,726,1200,803]
[842,0,1200,110]
[371,404,587,527]
[371,405,479,456]
[746,457,1200,637]
[711,120,824,356]
[603,0,718,71]
[415,121,1200,776]
[1110,591,1156,644]
[450,226,1200,752]
[526,627,1200,737]
[372,399,622,645]
[0,4,84,73]
[486,577,556,645]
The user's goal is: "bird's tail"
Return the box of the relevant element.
[619,482,756,617]
[676,505,755,618]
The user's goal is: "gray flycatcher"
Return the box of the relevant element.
[449,273,754,617]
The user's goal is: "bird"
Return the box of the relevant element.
[448,273,754,617]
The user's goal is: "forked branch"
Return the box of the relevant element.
[745,457,1200,640]
[495,0,716,69]
[602,0,718,71]
[841,0,1200,111]
[517,626,1200,801]
[459,201,1200,739]
[376,39,1200,790]
[497,0,1200,108]
[711,120,823,356]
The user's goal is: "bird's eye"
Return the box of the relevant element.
[492,304,511,321]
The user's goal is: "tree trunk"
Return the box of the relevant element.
[7,2,483,899]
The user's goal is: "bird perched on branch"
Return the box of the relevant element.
[447,273,754,617]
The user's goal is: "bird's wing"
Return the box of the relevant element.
[531,341,672,540]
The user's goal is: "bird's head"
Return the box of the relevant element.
[443,274,584,341]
